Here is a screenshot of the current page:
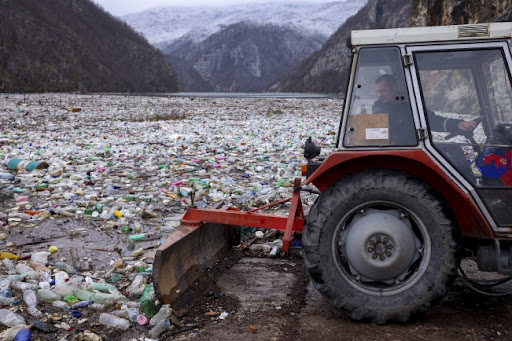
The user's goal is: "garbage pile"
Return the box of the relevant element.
[0,93,341,339]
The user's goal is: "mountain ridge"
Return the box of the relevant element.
[123,1,367,47]
[0,0,179,93]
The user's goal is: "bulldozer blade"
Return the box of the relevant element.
[152,222,237,316]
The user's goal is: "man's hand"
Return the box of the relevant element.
[458,120,476,131]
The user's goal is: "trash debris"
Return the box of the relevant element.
[98,313,130,330]
[0,94,340,338]
[148,318,170,338]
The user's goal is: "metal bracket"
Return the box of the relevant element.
[403,54,413,67]
[417,128,428,140]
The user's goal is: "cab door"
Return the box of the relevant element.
[407,41,512,228]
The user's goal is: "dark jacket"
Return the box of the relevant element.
[372,99,462,145]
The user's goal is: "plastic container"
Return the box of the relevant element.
[128,233,147,241]
[54,261,76,275]
[7,159,48,171]
[91,282,117,293]
[54,271,69,286]
[148,318,171,338]
[36,289,62,303]
[0,278,10,290]
[31,251,51,265]
[52,301,70,310]
[98,313,130,330]
[89,303,105,311]
[0,290,12,298]
[14,328,31,341]
[1,258,15,271]
[72,300,93,308]
[125,307,140,322]
[11,282,34,291]
[149,304,172,326]
[0,296,14,306]
[23,290,37,309]
[0,173,14,180]
[73,288,127,305]
[137,314,149,325]
[0,309,26,327]
[140,299,159,319]
[0,252,19,260]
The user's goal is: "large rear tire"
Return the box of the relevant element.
[303,170,457,323]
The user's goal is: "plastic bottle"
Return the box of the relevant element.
[23,290,37,309]
[0,309,26,327]
[149,304,172,326]
[28,319,58,333]
[0,296,14,306]
[31,252,51,265]
[36,289,62,303]
[140,299,159,319]
[0,325,29,340]
[148,318,171,338]
[73,288,127,305]
[72,300,93,308]
[0,173,14,180]
[126,275,145,297]
[63,295,79,305]
[89,303,105,311]
[98,313,130,330]
[0,290,12,298]
[125,307,140,322]
[54,261,76,275]
[11,282,34,291]
[0,252,19,260]
[54,271,69,286]
[2,258,16,272]
[128,233,146,241]
[14,328,31,341]
[91,282,117,293]
[0,278,11,290]
[15,264,32,275]
[52,301,69,310]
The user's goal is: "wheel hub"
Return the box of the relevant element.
[339,208,422,284]
[368,235,393,260]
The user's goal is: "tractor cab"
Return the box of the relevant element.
[339,23,512,229]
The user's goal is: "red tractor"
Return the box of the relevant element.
[154,22,512,323]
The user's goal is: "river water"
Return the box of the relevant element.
[132,92,344,99]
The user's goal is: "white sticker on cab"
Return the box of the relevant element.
[365,128,388,140]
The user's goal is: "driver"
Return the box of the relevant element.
[373,74,476,144]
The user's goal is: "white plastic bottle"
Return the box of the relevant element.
[149,304,172,326]
[148,319,170,338]
[98,313,130,330]
[0,309,26,327]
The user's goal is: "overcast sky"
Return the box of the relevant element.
[93,0,337,16]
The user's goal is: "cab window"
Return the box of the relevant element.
[414,47,512,226]
[344,47,417,147]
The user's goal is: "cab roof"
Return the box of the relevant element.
[351,22,512,46]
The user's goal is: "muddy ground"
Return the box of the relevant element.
[173,254,512,341]
[3,212,512,340]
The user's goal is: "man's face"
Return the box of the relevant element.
[375,80,398,103]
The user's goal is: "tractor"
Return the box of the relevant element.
[153,22,512,323]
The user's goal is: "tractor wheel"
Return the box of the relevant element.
[303,170,457,324]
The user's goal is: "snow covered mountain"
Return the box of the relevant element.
[123,1,367,47]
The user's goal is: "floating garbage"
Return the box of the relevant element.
[7,159,49,171]
[0,93,341,338]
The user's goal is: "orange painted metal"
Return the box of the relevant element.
[306,150,494,240]
[179,178,305,253]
